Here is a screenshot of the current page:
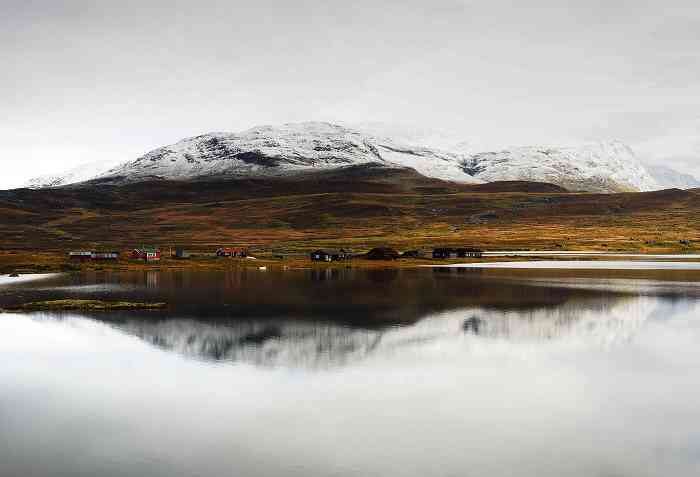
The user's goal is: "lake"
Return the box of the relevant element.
[1,265,700,477]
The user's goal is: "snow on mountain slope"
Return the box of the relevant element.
[22,122,675,193]
[23,160,123,189]
[101,122,479,184]
[462,142,661,193]
[645,163,700,190]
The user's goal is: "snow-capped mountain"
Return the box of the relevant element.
[463,142,661,193]
[101,122,478,184]
[645,163,700,190]
[21,122,681,193]
[23,159,123,189]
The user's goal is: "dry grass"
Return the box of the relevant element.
[1,299,167,312]
[0,177,698,265]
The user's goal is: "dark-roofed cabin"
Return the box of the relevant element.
[68,251,119,261]
[310,249,350,262]
[92,251,119,260]
[216,247,247,258]
[432,248,455,259]
[174,248,190,259]
[456,248,483,258]
[433,247,483,259]
[68,251,93,261]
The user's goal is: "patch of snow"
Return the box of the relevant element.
[22,122,677,193]
[645,163,700,190]
[24,160,123,189]
[462,141,661,192]
[100,122,480,184]
[0,273,60,286]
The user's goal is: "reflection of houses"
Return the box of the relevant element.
[310,249,351,262]
[432,247,483,259]
[216,247,247,258]
[68,251,119,261]
[131,247,161,262]
[146,270,160,288]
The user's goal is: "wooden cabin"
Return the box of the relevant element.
[68,251,119,261]
[456,248,484,258]
[174,248,190,259]
[310,249,350,262]
[433,247,483,259]
[432,248,455,259]
[68,251,93,261]
[131,247,161,262]
[216,247,247,258]
[92,251,119,260]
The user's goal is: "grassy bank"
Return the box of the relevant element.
[1,299,167,312]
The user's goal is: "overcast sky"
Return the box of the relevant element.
[1,0,699,188]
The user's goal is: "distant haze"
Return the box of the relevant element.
[1,0,699,188]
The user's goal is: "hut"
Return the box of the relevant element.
[433,247,483,259]
[432,248,454,259]
[216,247,247,258]
[68,251,93,261]
[311,250,331,262]
[456,248,484,258]
[174,248,190,259]
[310,249,351,262]
[131,247,161,262]
[91,251,119,261]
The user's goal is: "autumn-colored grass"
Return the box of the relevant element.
[0,175,698,267]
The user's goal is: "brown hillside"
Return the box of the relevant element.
[0,174,698,253]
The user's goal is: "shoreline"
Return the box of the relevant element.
[3,249,700,276]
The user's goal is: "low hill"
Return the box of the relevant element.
[0,173,698,253]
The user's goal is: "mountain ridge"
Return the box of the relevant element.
[21,122,696,193]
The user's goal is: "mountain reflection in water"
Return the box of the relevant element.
[2,269,700,477]
[108,294,652,368]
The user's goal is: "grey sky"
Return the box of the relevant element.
[1,0,699,188]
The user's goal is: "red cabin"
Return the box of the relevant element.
[131,247,161,262]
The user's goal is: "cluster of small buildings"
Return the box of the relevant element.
[68,245,483,263]
[310,249,351,262]
[309,247,483,261]
[432,247,483,259]
[68,250,120,261]
[216,247,247,257]
[68,246,250,263]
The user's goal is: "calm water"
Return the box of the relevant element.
[2,267,700,477]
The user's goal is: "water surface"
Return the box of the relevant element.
[1,267,699,477]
